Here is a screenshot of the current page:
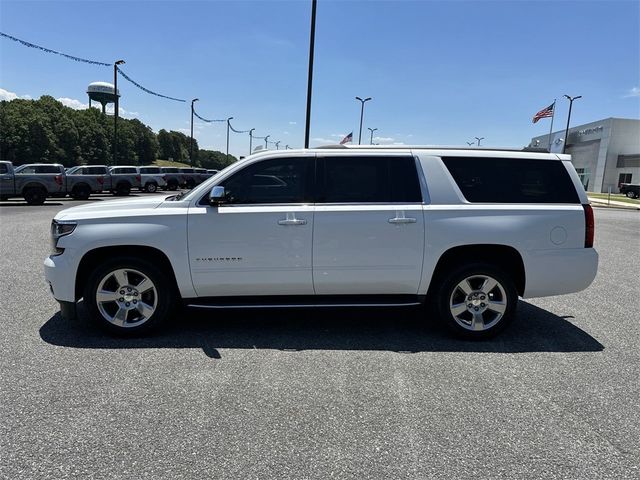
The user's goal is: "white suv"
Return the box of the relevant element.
[44,146,598,338]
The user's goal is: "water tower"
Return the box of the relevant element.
[87,81,119,114]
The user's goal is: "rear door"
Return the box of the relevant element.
[312,155,425,295]
[0,163,14,196]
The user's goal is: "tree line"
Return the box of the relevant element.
[0,96,237,169]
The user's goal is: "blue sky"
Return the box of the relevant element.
[1,0,638,157]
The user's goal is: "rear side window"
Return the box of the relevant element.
[85,167,107,174]
[162,168,179,173]
[442,157,579,203]
[112,167,137,174]
[140,167,160,174]
[0,163,8,174]
[319,156,421,203]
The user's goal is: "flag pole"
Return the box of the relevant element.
[548,99,556,151]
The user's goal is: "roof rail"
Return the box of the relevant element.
[315,144,553,153]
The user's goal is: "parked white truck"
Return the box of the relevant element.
[44,146,598,338]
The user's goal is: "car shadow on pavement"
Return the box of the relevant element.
[39,300,604,358]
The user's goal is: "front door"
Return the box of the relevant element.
[312,155,425,295]
[0,163,14,197]
[188,155,315,297]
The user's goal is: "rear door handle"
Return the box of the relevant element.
[278,213,307,226]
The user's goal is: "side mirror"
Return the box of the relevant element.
[208,186,226,206]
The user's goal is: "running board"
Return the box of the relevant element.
[185,294,424,309]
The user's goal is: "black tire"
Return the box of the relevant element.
[83,256,175,336]
[145,182,158,193]
[626,191,637,199]
[167,180,178,191]
[435,263,517,339]
[71,184,91,200]
[114,182,131,196]
[23,187,47,205]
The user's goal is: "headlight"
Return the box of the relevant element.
[51,220,77,255]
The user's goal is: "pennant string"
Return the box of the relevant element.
[116,67,185,102]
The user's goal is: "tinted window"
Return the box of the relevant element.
[140,167,160,174]
[36,165,61,173]
[0,163,8,174]
[66,166,80,174]
[442,157,580,203]
[195,169,206,173]
[112,168,137,174]
[85,166,107,174]
[222,157,313,204]
[181,168,195,173]
[319,156,421,203]
[162,168,179,173]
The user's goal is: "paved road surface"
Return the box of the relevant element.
[1,198,639,479]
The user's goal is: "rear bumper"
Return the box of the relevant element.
[522,248,598,298]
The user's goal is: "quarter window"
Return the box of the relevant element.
[222,157,313,204]
[442,157,580,203]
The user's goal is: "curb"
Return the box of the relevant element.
[588,201,640,211]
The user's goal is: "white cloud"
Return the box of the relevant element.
[311,137,337,144]
[289,121,297,125]
[625,87,640,97]
[283,131,290,135]
[0,88,32,101]
[373,136,395,143]
[56,96,139,118]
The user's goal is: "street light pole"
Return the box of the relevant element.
[190,98,199,166]
[466,141,475,146]
[275,141,281,150]
[265,135,270,149]
[475,136,485,146]
[249,128,255,155]
[304,0,317,149]
[355,96,372,145]
[367,127,378,145]
[226,116,233,161]
[562,94,582,154]
[113,59,125,166]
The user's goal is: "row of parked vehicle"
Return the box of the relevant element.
[0,161,218,205]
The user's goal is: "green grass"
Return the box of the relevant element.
[153,159,192,168]
[588,192,640,205]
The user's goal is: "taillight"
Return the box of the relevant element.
[135,175,141,182]
[54,175,63,186]
[583,204,594,248]
[97,176,104,185]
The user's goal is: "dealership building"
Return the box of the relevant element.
[530,117,640,193]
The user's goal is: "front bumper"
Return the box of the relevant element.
[44,251,77,303]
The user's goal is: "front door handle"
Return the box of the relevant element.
[278,213,307,226]
[388,216,417,224]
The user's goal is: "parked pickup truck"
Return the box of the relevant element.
[619,183,640,199]
[45,146,598,339]
[159,167,185,190]
[178,168,200,189]
[137,167,168,193]
[66,165,142,198]
[108,166,142,196]
[0,161,66,204]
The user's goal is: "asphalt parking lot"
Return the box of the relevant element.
[1,196,639,479]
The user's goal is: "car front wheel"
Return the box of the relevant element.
[83,257,175,335]
[436,263,517,339]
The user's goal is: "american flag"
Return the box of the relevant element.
[339,132,353,144]
[532,102,555,123]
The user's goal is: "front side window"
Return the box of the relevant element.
[318,156,422,203]
[221,157,313,205]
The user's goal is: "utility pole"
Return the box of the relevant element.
[355,96,372,145]
[226,116,233,161]
[563,95,582,154]
[265,135,270,149]
[304,0,317,149]
[475,136,485,146]
[275,141,281,150]
[190,98,199,166]
[113,59,125,166]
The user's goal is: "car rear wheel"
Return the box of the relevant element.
[167,180,178,191]
[436,263,517,339]
[23,187,47,205]
[145,182,158,193]
[83,257,175,335]
[626,191,637,199]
